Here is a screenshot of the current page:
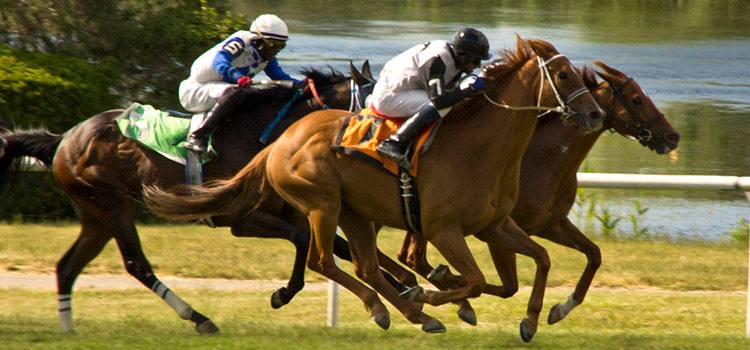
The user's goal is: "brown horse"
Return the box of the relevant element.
[396,60,680,326]
[0,65,388,334]
[144,37,604,340]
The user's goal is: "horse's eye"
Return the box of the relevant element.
[632,96,642,105]
[558,72,568,80]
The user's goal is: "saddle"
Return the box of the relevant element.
[334,108,439,177]
[335,108,440,233]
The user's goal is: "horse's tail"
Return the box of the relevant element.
[0,128,63,192]
[143,146,273,221]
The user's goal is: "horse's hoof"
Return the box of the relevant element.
[195,320,220,335]
[457,307,477,326]
[371,304,390,330]
[519,318,536,343]
[426,264,449,285]
[422,319,446,333]
[271,288,288,309]
[547,303,567,325]
[399,285,424,302]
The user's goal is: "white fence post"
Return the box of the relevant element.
[327,228,342,328]
[745,191,750,338]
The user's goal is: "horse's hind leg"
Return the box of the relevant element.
[229,210,311,309]
[110,208,219,334]
[56,213,111,333]
[537,217,601,325]
[338,204,444,333]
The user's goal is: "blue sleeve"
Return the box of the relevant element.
[264,58,302,84]
[211,37,247,83]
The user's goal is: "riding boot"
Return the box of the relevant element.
[184,87,250,153]
[376,103,441,167]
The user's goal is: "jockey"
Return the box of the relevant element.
[372,27,491,165]
[179,14,303,153]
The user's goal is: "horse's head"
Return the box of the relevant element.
[521,37,604,134]
[591,61,680,154]
[301,62,375,113]
[350,60,376,108]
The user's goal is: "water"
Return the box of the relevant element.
[235,1,750,239]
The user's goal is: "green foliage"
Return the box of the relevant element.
[0,45,117,131]
[594,207,622,238]
[726,217,749,244]
[628,200,650,238]
[0,0,245,108]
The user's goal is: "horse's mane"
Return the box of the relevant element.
[238,67,348,113]
[300,67,348,89]
[452,36,560,119]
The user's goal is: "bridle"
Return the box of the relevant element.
[482,54,591,121]
[604,78,665,142]
[306,77,373,113]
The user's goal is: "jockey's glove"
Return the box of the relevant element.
[237,76,253,88]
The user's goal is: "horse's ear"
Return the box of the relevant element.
[593,60,628,85]
[361,60,374,82]
[349,60,367,85]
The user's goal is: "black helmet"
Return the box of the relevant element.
[451,27,491,62]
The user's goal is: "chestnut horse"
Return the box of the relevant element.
[396,60,680,326]
[0,65,390,334]
[144,37,604,340]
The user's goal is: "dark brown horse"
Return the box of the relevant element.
[396,60,680,326]
[144,37,605,340]
[0,64,389,334]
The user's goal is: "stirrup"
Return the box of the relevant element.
[184,135,207,153]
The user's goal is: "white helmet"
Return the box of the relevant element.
[250,14,289,41]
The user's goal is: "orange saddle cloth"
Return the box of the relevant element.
[334,108,437,176]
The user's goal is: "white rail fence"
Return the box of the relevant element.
[15,159,750,337]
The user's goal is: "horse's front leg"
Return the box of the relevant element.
[230,210,309,309]
[536,217,601,325]
[476,217,551,343]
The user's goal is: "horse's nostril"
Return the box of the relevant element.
[589,110,602,120]
[668,132,680,143]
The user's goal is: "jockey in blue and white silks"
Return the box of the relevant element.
[179,14,302,153]
[371,28,492,167]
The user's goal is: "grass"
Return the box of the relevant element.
[0,223,747,290]
[1,223,749,349]
[0,288,747,350]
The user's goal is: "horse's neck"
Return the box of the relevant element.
[525,115,605,178]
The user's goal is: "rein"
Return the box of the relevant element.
[481,54,589,119]
[307,78,329,110]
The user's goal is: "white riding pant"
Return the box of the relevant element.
[370,88,431,119]
[178,79,234,113]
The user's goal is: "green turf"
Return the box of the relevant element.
[0,223,747,290]
[0,288,748,350]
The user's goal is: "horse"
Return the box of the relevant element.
[0,64,398,334]
[143,36,605,340]
[395,60,681,327]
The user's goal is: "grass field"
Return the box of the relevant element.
[1,223,749,349]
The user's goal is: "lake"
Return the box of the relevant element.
[236,1,749,239]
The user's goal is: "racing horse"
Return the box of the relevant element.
[143,37,605,340]
[396,60,680,326]
[0,63,396,334]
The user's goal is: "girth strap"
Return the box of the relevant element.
[399,170,422,234]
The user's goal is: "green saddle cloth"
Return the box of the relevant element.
[116,103,214,164]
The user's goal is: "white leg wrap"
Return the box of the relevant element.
[559,293,581,315]
[58,294,74,332]
[151,281,192,319]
